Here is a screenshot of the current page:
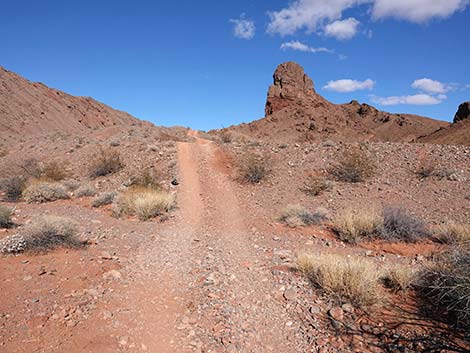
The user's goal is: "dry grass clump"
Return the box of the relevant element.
[23,182,69,203]
[75,185,97,197]
[330,149,376,183]
[298,253,381,307]
[0,176,26,201]
[40,161,68,181]
[128,170,162,190]
[380,207,429,242]
[237,152,271,184]
[0,205,13,228]
[301,173,331,196]
[88,149,123,178]
[92,192,117,208]
[21,216,83,252]
[279,205,328,228]
[417,245,470,330]
[382,266,417,293]
[333,207,382,243]
[435,223,470,244]
[114,186,175,221]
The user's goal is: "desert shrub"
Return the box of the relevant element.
[0,176,27,201]
[220,132,233,144]
[19,158,42,178]
[333,207,382,243]
[92,192,117,208]
[75,185,97,197]
[114,186,175,221]
[41,161,68,181]
[21,216,83,252]
[62,179,81,192]
[88,149,123,178]
[382,266,417,292]
[279,205,328,228]
[237,153,270,184]
[417,246,470,330]
[330,149,376,183]
[380,207,429,242]
[128,170,162,190]
[0,205,13,228]
[23,182,69,203]
[301,173,331,196]
[435,223,470,244]
[298,253,381,307]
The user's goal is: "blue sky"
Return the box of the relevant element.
[1,0,469,130]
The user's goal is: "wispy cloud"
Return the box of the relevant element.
[280,40,333,53]
[323,79,375,92]
[230,14,255,40]
[324,18,360,40]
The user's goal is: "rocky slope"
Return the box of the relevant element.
[221,62,449,144]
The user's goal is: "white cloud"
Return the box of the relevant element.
[267,0,470,37]
[324,18,360,40]
[372,0,470,23]
[370,94,445,106]
[411,78,450,94]
[230,15,256,39]
[323,79,375,92]
[280,40,334,53]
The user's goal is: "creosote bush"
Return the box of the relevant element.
[114,186,175,221]
[23,182,69,203]
[298,253,381,307]
[417,246,470,331]
[302,173,331,196]
[279,205,328,228]
[333,207,382,243]
[92,192,117,208]
[330,149,376,183]
[237,152,270,184]
[21,216,83,252]
[435,223,470,244]
[88,149,123,178]
[0,205,13,228]
[0,176,26,201]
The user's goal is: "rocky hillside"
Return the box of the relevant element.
[0,66,159,145]
[222,62,449,143]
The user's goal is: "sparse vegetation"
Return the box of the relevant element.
[417,245,470,330]
[21,216,83,252]
[92,192,118,208]
[435,223,470,244]
[114,186,175,221]
[88,149,123,178]
[380,206,429,242]
[382,266,416,293]
[415,157,436,179]
[75,185,97,197]
[237,152,270,184]
[301,173,331,196]
[0,205,13,228]
[129,169,162,190]
[40,161,68,181]
[23,182,69,203]
[333,207,382,243]
[298,253,381,307]
[330,148,376,183]
[62,179,81,192]
[220,132,233,144]
[0,176,27,201]
[279,205,328,228]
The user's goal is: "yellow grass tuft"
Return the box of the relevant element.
[333,207,382,243]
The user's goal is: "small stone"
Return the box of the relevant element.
[341,303,354,314]
[328,307,344,321]
[283,288,297,301]
[118,336,129,346]
[23,276,32,281]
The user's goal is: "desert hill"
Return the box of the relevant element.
[220,62,450,143]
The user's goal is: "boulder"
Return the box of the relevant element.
[454,102,470,123]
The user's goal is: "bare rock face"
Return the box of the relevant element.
[454,102,470,123]
[265,62,315,116]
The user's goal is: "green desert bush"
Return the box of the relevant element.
[237,152,271,184]
[92,192,118,208]
[279,205,328,228]
[298,253,381,307]
[23,182,69,203]
[88,149,123,178]
[417,245,470,330]
[330,148,376,183]
[114,186,175,221]
[0,205,13,228]
[0,176,27,201]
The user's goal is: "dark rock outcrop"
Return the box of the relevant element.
[454,102,470,123]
